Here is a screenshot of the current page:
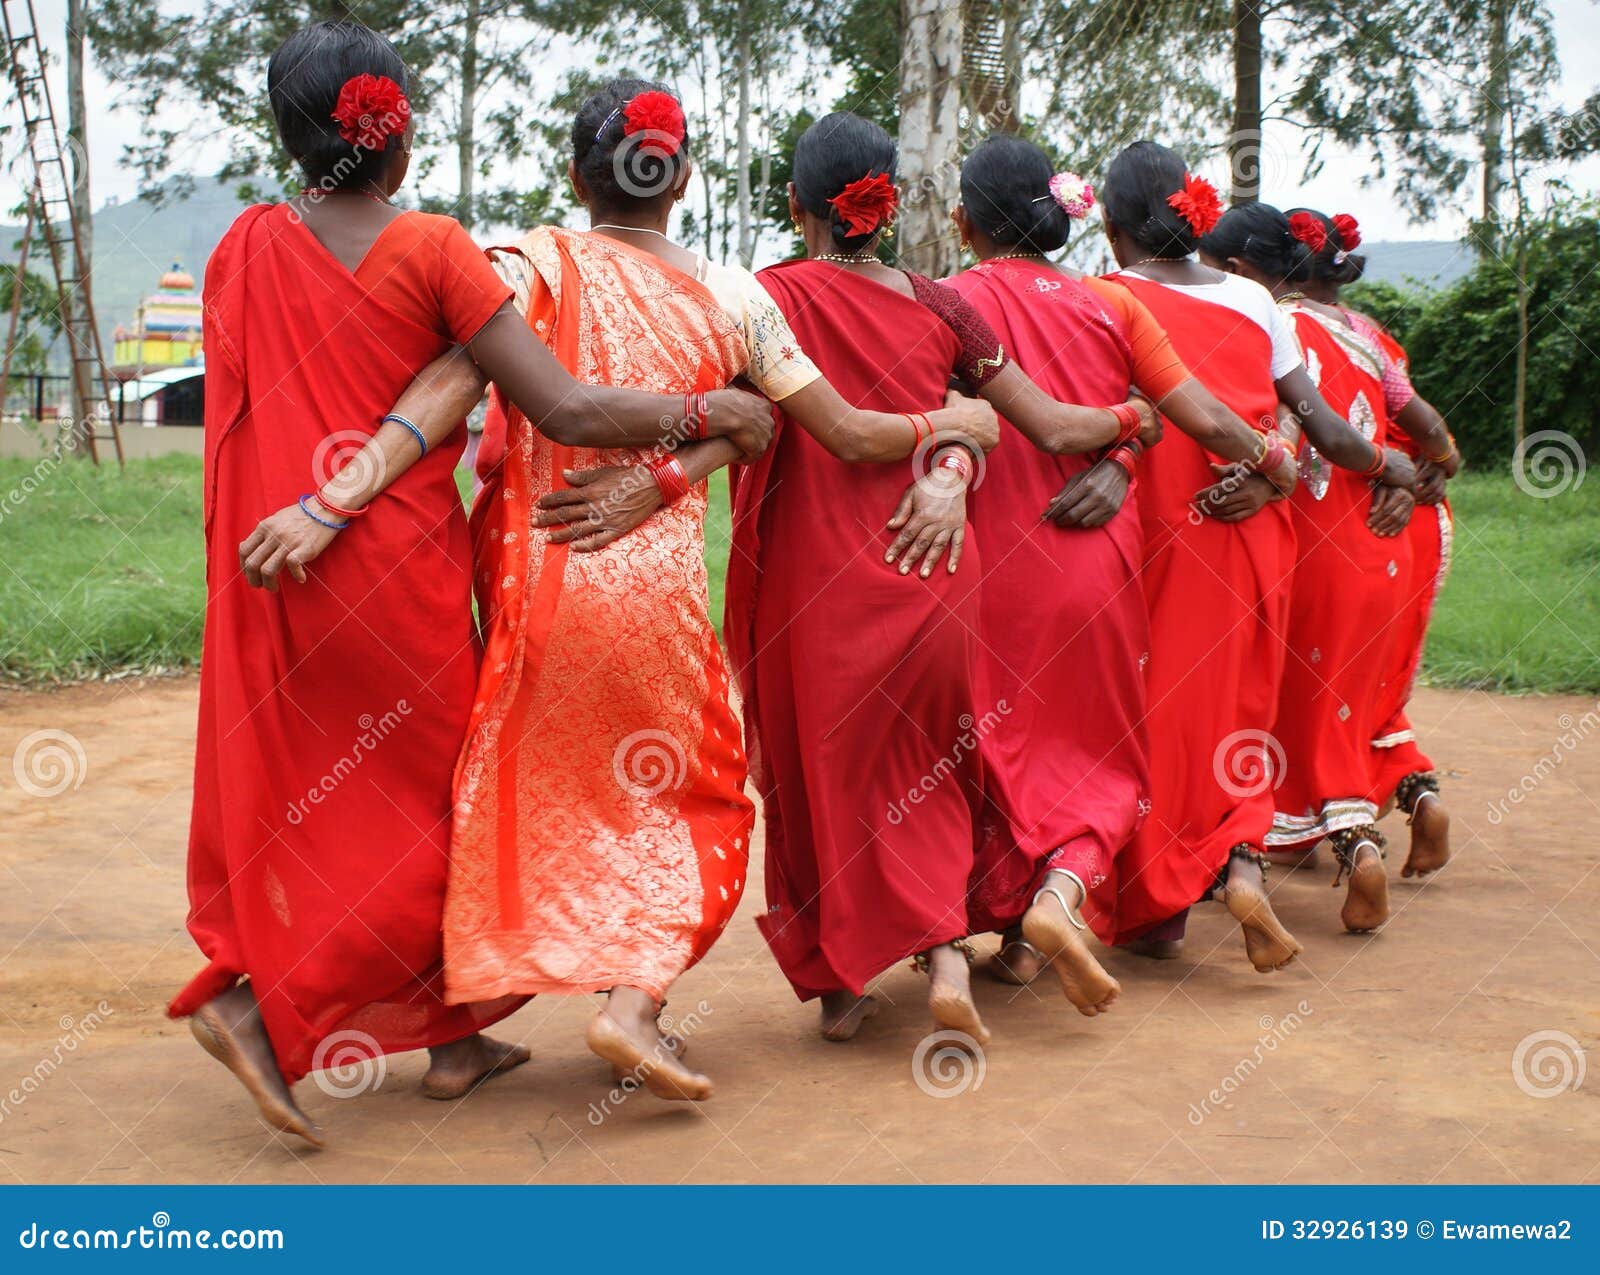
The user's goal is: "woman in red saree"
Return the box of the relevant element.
[943,136,1298,998]
[1084,161,1415,965]
[1214,207,1420,933]
[1299,212,1460,880]
[368,83,996,1100]
[727,114,1157,1045]
[172,29,771,1144]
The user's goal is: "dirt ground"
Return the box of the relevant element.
[1,677,1595,1185]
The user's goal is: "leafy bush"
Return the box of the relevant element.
[1343,200,1600,467]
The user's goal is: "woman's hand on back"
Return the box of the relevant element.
[1131,396,1162,447]
[1044,457,1131,528]
[884,469,968,577]
[238,500,342,591]
[940,388,1000,453]
[535,464,662,552]
[707,388,776,460]
[1367,481,1415,537]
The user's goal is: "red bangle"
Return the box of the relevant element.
[1106,444,1138,480]
[683,394,707,441]
[314,495,369,518]
[1109,401,1143,446]
[648,455,691,505]
[1360,445,1386,479]
[901,411,933,446]
[934,448,973,483]
[697,391,709,440]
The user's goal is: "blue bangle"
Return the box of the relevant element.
[383,412,428,458]
[298,494,348,530]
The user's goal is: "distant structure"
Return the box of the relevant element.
[112,262,203,375]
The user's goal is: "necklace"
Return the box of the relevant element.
[1278,290,1308,302]
[814,253,877,265]
[1125,254,1191,271]
[299,186,390,204]
[591,224,672,240]
[989,251,1046,263]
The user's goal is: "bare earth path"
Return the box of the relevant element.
[1,678,1596,1184]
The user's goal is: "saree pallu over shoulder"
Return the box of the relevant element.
[172,203,521,1082]
[1268,302,1413,847]
[1086,275,1297,942]
[942,260,1150,933]
[445,226,754,1004]
[729,259,986,1000]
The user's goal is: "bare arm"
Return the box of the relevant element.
[778,380,998,462]
[1394,394,1460,477]
[1275,365,1414,488]
[1155,376,1296,494]
[977,362,1159,454]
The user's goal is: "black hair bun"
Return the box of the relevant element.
[959,135,1072,255]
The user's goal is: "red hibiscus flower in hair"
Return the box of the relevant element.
[1331,212,1362,250]
[623,90,687,157]
[829,172,898,237]
[1288,210,1328,253]
[331,74,410,151]
[1167,172,1223,236]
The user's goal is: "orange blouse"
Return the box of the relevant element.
[1081,274,1190,400]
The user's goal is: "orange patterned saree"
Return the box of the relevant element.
[443,227,754,1004]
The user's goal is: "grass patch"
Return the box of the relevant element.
[1423,470,1600,693]
[2,458,1595,693]
[0,454,206,684]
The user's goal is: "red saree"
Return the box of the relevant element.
[726,260,985,1000]
[1085,276,1298,942]
[444,228,753,1003]
[1365,325,1451,801]
[170,205,522,1081]
[942,260,1150,932]
[1268,304,1413,847]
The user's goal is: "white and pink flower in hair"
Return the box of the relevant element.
[1047,172,1095,220]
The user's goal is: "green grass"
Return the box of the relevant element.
[0,454,206,684]
[3,458,1596,693]
[1423,471,1600,693]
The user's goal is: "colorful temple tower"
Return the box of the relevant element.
[112,262,203,374]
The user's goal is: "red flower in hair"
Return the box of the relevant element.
[1166,172,1223,236]
[1331,213,1362,250]
[623,90,687,157]
[828,172,898,237]
[1288,210,1328,253]
[331,74,410,151]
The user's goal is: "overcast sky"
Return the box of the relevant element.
[8,0,1599,245]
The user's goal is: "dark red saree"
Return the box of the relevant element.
[726,260,986,1000]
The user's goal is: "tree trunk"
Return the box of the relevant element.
[735,14,755,267]
[1230,0,1264,203]
[457,0,480,229]
[898,0,962,275]
[65,0,92,442]
[1481,0,1510,235]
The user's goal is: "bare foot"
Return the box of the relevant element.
[926,944,991,1045]
[1342,840,1390,933]
[1021,873,1120,1017]
[985,928,1045,985]
[819,992,880,1042]
[421,1033,532,1101]
[1224,857,1301,972]
[1402,795,1451,878]
[611,1013,688,1081]
[586,988,712,1102]
[190,983,323,1148]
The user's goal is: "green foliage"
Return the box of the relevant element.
[1346,201,1600,465]
[0,265,65,372]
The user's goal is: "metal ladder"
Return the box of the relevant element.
[2,0,123,464]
